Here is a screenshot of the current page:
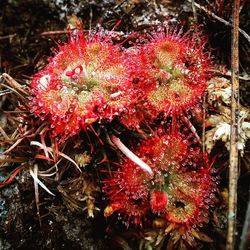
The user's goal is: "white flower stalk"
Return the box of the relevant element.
[111,135,153,176]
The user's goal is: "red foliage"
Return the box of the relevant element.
[27,25,217,242]
[103,161,151,225]
[30,30,136,138]
[150,191,168,213]
[124,27,212,120]
[103,130,216,230]
[164,164,216,227]
[137,131,189,170]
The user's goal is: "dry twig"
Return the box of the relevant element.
[41,30,69,36]
[191,0,197,22]
[0,73,28,95]
[0,34,16,40]
[187,0,250,44]
[226,0,240,249]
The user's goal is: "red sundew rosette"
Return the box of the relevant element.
[30,68,98,137]
[132,28,212,118]
[29,30,136,138]
[131,132,216,228]
[103,160,151,225]
[161,159,216,233]
[103,132,216,228]
[135,134,215,228]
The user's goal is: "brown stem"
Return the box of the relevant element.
[41,30,69,36]
[226,0,240,249]
[0,73,28,95]
[191,0,197,22]
[0,34,16,40]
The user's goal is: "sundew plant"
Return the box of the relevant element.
[1,22,235,250]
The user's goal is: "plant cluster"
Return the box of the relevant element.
[1,25,220,249]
